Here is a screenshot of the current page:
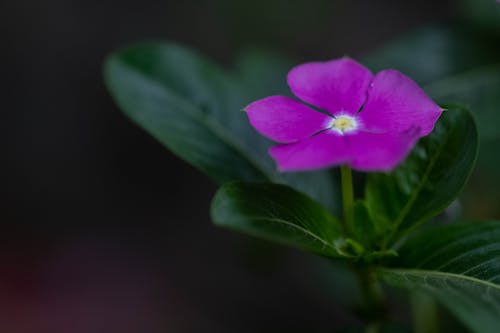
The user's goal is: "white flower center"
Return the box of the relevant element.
[330,115,358,134]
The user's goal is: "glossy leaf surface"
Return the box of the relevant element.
[211,182,342,257]
[380,221,500,333]
[365,106,478,244]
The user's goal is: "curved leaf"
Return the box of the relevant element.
[380,221,500,333]
[365,106,478,244]
[104,43,267,183]
[211,182,342,257]
[104,43,338,210]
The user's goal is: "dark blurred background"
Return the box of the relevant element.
[2,1,455,332]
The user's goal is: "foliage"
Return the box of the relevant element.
[104,9,500,332]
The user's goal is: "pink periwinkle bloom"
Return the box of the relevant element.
[245,58,442,172]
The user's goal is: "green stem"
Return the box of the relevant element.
[341,165,354,234]
[355,267,387,333]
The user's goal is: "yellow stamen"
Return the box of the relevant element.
[331,115,357,134]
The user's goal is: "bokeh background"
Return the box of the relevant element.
[1,0,474,332]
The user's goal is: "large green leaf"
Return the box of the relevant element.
[104,43,337,210]
[379,221,500,333]
[365,106,478,245]
[211,182,343,257]
[104,43,266,183]
[425,63,500,216]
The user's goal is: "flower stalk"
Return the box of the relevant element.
[355,266,387,333]
[341,165,354,234]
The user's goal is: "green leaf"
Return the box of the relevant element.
[424,64,500,214]
[104,42,267,183]
[365,106,478,244]
[379,221,500,333]
[352,201,378,248]
[104,43,338,211]
[211,182,343,257]
[364,24,500,199]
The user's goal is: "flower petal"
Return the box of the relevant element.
[245,95,331,143]
[358,70,442,136]
[347,130,420,172]
[269,128,420,172]
[287,58,373,116]
[269,132,350,171]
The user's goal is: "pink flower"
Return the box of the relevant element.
[244,58,442,172]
